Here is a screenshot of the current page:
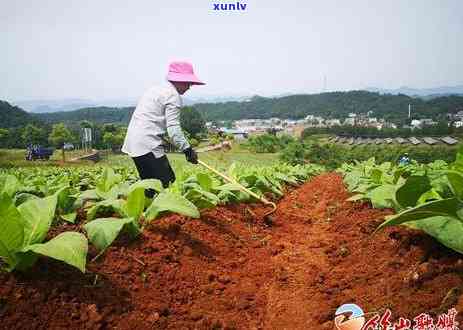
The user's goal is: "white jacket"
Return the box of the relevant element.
[122,81,190,158]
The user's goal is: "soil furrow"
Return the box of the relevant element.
[1,173,462,329]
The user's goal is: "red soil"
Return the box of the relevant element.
[1,173,462,329]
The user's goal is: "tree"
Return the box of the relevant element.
[180,106,206,137]
[103,130,125,152]
[80,120,93,128]
[22,124,46,146]
[102,123,118,133]
[0,128,8,147]
[48,123,73,162]
[0,128,8,140]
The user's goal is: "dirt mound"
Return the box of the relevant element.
[1,173,462,329]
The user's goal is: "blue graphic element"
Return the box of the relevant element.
[335,304,364,319]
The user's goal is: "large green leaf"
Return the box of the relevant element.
[365,184,396,209]
[18,194,57,246]
[227,162,239,181]
[96,168,120,192]
[446,170,463,200]
[196,173,213,192]
[86,199,127,221]
[73,189,99,209]
[0,175,21,197]
[84,217,137,252]
[184,188,219,209]
[273,172,298,185]
[128,179,163,195]
[408,216,463,254]
[79,189,99,200]
[61,212,77,223]
[145,192,200,221]
[14,192,40,206]
[216,183,243,192]
[396,175,431,209]
[343,171,362,191]
[56,186,76,214]
[96,183,124,200]
[0,194,24,268]
[370,168,383,184]
[125,188,145,219]
[22,232,88,273]
[417,189,442,205]
[377,198,461,231]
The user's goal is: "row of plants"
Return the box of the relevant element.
[300,141,457,169]
[339,152,463,254]
[244,133,296,153]
[0,162,324,273]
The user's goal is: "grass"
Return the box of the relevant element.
[1,144,280,172]
[0,149,96,168]
[100,144,279,172]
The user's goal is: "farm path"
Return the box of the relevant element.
[261,173,463,329]
[261,173,387,329]
[1,173,463,329]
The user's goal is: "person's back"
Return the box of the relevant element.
[123,83,182,158]
[121,61,205,190]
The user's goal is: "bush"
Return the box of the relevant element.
[246,134,295,153]
[279,142,306,165]
[274,136,461,169]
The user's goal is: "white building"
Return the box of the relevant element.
[325,119,341,127]
[455,111,463,120]
[344,118,356,126]
[421,118,437,126]
[411,119,422,129]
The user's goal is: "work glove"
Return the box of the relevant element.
[183,147,198,164]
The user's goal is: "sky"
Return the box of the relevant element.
[1,0,463,102]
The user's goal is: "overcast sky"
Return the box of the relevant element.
[1,0,462,101]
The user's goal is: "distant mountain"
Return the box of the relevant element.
[15,96,254,112]
[32,91,463,125]
[0,100,41,128]
[35,106,135,125]
[13,99,99,113]
[14,98,137,113]
[183,95,253,105]
[365,85,463,98]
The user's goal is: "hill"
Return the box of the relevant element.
[35,106,135,125]
[194,91,463,122]
[27,91,463,125]
[0,101,42,128]
[366,85,463,97]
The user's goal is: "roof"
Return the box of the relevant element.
[219,128,247,134]
[409,137,421,145]
[396,137,407,144]
[441,136,458,145]
[422,137,438,145]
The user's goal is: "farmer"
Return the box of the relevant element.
[398,152,411,166]
[122,61,205,192]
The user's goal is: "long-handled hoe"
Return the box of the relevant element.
[197,159,277,219]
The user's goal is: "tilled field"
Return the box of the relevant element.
[1,173,462,329]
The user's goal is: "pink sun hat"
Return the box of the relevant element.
[166,61,205,85]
